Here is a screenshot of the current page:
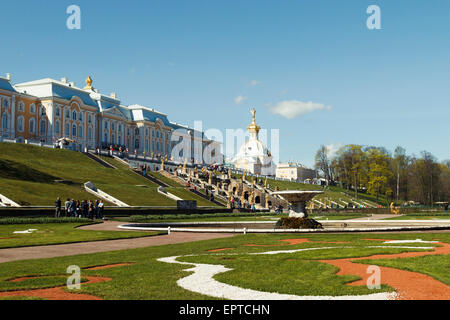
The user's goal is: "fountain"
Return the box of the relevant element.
[273,190,324,218]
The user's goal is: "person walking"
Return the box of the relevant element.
[69,199,76,217]
[88,200,94,220]
[94,200,100,219]
[55,197,62,218]
[98,200,104,219]
[64,198,71,217]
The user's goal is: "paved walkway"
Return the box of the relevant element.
[0,223,235,264]
[348,214,401,220]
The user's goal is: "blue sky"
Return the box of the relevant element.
[1,0,449,167]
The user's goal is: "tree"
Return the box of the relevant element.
[366,149,393,203]
[333,145,366,198]
[314,145,331,182]
[392,146,409,202]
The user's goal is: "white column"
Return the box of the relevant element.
[10,95,15,139]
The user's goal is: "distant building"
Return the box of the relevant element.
[229,108,276,176]
[276,162,316,182]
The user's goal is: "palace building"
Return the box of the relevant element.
[0,73,221,164]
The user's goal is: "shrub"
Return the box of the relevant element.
[0,217,93,225]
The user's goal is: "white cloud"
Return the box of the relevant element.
[250,80,261,87]
[234,95,248,105]
[325,143,342,158]
[267,100,332,119]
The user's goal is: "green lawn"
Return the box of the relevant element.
[0,143,175,206]
[0,222,162,249]
[0,232,448,299]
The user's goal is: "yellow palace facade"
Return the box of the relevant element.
[0,73,219,163]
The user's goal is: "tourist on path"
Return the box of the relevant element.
[55,197,62,218]
[98,200,104,219]
[64,198,70,217]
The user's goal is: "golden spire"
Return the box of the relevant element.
[247,107,261,138]
[84,76,94,91]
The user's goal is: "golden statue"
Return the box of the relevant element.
[161,157,165,171]
[84,76,94,90]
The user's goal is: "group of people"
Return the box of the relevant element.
[55,197,105,220]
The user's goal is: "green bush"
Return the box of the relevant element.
[0,217,93,225]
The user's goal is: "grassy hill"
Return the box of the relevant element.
[0,143,177,206]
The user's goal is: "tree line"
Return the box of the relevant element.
[315,145,450,205]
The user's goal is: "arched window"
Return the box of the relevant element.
[156,130,159,138]
[72,124,77,137]
[40,120,46,135]
[41,106,46,116]
[2,114,8,129]
[30,104,36,114]
[135,128,139,135]
[29,118,35,134]
[55,121,60,134]
[78,125,83,138]
[55,107,60,117]
[104,133,108,143]
[156,142,159,151]
[72,110,77,121]
[17,116,24,132]
[3,99,9,108]
[88,115,92,123]
[135,139,140,149]
[66,109,70,118]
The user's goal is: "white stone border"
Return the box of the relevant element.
[156,243,436,300]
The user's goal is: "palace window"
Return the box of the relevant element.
[30,104,36,114]
[79,112,82,121]
[104,121,108,129]
[79,125,83,138]
[55,107,60,117]
[41,106,46,116]
[112,133,115,144]
[118,135,122,145]
[88,127,92,140]
[66,109,70,119]
[3,98,9,108]
[156,130,159,138]
[72,111,77,121]
[29,118,35,134]
[112,123,115,131]
[55,121,60,134]
[2,114,8,129]
[17,116,24,132]
[65,123,69,136]
[18,101,24,112]
[40,120,46,135]
[135,139,140,149]
[88,115,92,124]
[145,140,149,152]
[104,133,108,143]
[145,128,149,136]
[72,124,77,136]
